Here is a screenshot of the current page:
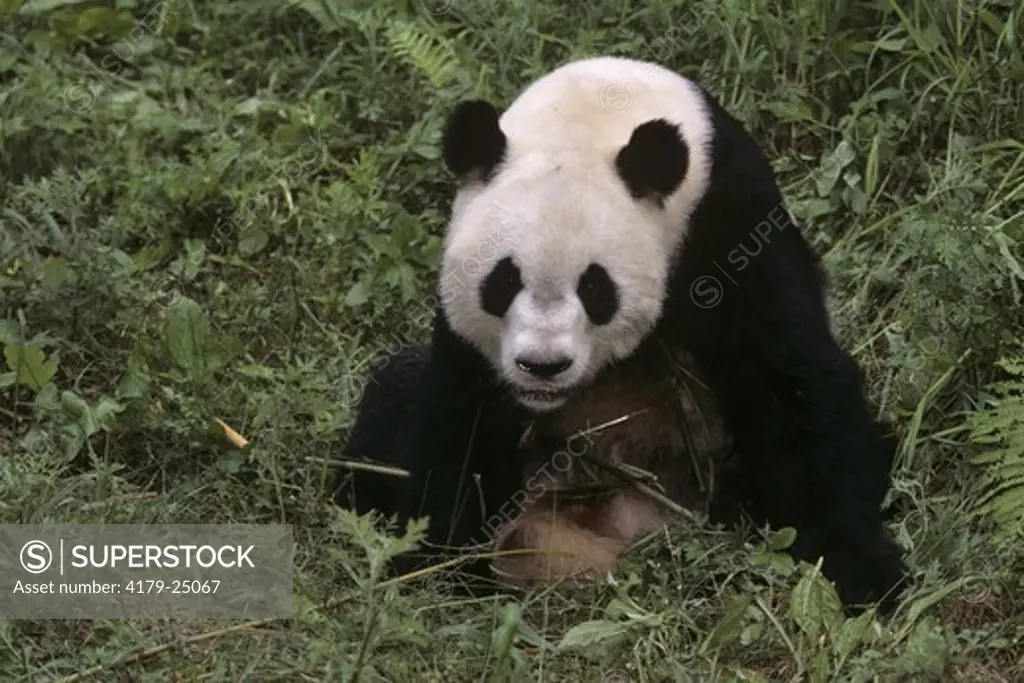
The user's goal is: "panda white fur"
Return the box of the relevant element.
[336,56,908,614]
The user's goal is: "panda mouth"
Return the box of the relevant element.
[518,388,571,400]
[514,386,575,407]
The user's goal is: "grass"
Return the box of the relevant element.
[1,0,1023,680]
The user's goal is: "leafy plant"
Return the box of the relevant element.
[970,353,1024,539]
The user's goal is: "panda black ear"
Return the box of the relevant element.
[442,100,507,182]
[615,119,689,201]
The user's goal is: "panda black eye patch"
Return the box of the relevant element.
[480,256,523,317]
[577,263,619,325]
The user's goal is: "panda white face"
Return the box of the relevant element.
[438,56,715,413]
[441,168,675,412]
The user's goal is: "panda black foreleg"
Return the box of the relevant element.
[669,109,910,611]
[699,304,908,615]
[337,310,527,590]
[334,343,431,520]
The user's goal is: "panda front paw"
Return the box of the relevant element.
[814,531,910,616]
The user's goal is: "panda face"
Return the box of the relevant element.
[438,56,715,413]
[442,176,667,411]
[441,157,682,412]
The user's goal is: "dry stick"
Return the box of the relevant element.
[213,417,249,449]
[655,334,717,496]
[315,457,411,478]
[573,449,693,519]
[562,409,697,519]
[374,546,590,590]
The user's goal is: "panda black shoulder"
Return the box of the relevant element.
[664,82,830,340]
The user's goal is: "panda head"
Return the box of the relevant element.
[438,57,716,413]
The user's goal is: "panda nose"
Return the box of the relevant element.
[515,357,574,379]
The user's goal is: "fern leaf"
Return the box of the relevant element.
[386,23,460,89]
[969,354,1024,539]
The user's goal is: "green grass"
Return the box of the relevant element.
[1,0,1023,680]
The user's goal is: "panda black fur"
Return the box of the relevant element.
[335,56,908,613]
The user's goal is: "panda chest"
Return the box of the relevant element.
[517,351,732,512]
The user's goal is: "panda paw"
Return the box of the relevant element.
[818,533,910,616]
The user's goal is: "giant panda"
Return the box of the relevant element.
[335,56,909,614]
